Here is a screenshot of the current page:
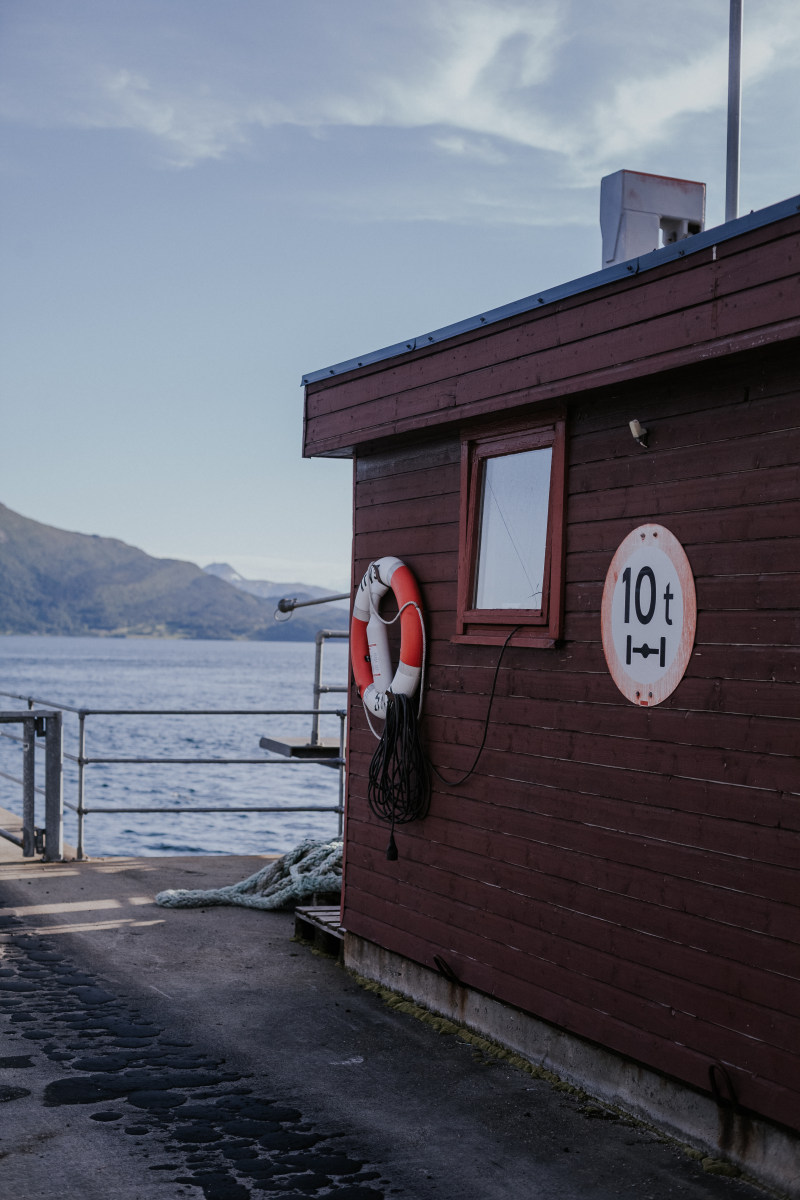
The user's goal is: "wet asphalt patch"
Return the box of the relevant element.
[0,914,385,1199]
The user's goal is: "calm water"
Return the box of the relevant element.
[0,635,350,857]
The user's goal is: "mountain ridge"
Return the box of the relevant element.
[0,504,349,641]
[202,561,348,607]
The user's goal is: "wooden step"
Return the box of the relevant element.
[294,904,344,957]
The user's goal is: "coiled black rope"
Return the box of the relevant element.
[368,692,430,860]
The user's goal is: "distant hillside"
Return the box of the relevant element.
[203,562,348,609]
[0,504,349,641]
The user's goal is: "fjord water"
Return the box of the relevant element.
[0,635,350,857]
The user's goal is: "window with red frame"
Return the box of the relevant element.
[456,416,566,646]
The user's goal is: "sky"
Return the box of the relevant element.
[1,0,799,592]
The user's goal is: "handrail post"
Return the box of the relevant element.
[44,711,63,862]
[22,716,36,857]
[311,632,325,746]
[77,711,86,861]
[337,709,346,839]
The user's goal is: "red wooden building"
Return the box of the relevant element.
[302,194,800,1190]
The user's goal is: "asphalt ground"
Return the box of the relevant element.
[0,839,776,1200]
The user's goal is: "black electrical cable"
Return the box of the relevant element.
[429,625,522,789]
[366,626,520,857]
[367,692,430,860]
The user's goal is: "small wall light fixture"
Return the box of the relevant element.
[629,419,649,448]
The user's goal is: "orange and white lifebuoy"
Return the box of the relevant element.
[350,556,425,721]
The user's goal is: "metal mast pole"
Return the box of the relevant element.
[725,0,743,223]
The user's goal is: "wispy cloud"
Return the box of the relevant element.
[91,69,292,168]
[3,0,800,191]
[578,13,800,173]
[363,0,565,130]
[431,135,509,165]
[312,0,573,161]
[0,0,571,166]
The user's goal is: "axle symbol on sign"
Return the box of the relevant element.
[626,636,666,667]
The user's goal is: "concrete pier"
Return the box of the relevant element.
[0,834,779,1199]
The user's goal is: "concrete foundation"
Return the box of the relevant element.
[345,931,800,1198]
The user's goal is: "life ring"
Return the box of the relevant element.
[350,557,425,720]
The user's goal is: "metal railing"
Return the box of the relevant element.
[311,629,349,745]
[0,691,347,862]
[0,710,63,861]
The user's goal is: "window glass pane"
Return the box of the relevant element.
[474,446,552,610]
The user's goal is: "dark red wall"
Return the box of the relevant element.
[305,215,800,1134]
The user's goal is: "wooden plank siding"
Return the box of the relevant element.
[308,214,800,1136]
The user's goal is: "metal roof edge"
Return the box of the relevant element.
[301,192,800,386]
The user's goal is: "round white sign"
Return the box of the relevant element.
[601,524,696,707]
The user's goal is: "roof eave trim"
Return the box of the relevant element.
[301,193,800,386]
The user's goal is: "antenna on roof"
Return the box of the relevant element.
[725,0,743,222]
